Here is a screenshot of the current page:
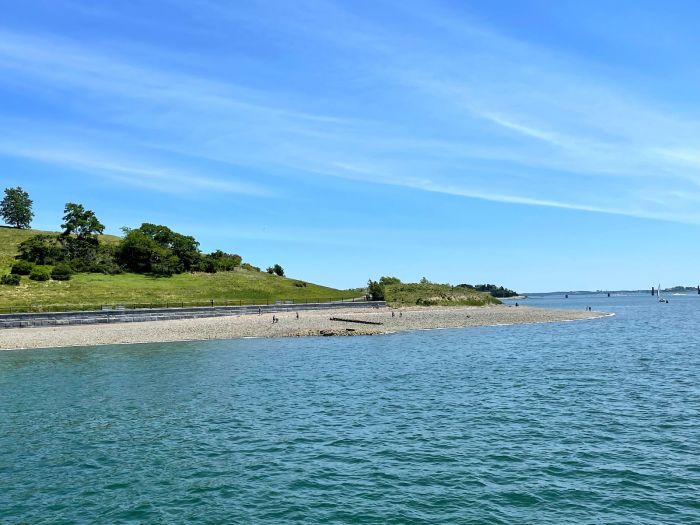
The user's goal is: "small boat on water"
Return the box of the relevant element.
[658,284,669,303]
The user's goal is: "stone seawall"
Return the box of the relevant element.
[0,301,386,329]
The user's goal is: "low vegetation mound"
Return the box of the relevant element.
[385,282,501,306]
[366,277,502,306]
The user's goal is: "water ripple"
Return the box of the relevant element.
[1,295,700,523]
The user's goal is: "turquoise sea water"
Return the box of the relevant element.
[2,294,700,524]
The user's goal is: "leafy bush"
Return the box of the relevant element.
[51,263,73,281]
[197,255,218,273]
[367,279,385,300]
[1,274,21,285]
[17,234,66,265]
[11,260,34,275]
[207,250,241,271]
[379,276,401,286]
[268,264,284,276]
[29,266,51,281]
[151,255,181,277]
[293,280,307,287]
[117,223,200,274]
[73,244,122,274]
[241,263,260,272]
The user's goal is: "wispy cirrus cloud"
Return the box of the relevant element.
[2,1,700,224]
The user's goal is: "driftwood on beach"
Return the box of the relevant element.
[329,317,384,325]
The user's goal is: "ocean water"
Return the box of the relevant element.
[1,294,699,524]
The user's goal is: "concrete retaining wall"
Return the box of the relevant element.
[0,301,386,329]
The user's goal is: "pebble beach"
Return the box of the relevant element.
[0,305,609,350]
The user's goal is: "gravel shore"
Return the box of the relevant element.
[0,305,610,350]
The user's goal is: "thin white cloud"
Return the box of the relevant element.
[1,4,700,224]
[0,136,271,197]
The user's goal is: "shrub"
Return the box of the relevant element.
[11,260,34,275]
[293,280,307,287]
[151,255,180,277]
[51,264,73,281]
[17,234,66,265]
[379,276,401,286]
[241,263,260,272]
[367,279,385,301]
[117,223,199,274]
[29,266,51,281]
[207,250,241,271]
[74,244,122,274]
[266,264,284,276]
[1,274,21,285]
[197,255,218,273]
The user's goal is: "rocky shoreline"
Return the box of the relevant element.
[0,305,610,350]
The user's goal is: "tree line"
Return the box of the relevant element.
[2,187,285,283]
[366,276,518,301]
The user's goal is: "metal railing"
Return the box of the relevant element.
[0,296,370,314]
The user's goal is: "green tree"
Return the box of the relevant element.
[0,187,34,228]
[60,203,105,262]
[208,250,242,271]
[367,279,385,300]
[61,203,105,239]
[379,276,401,286]
[268,264,284,276]
[116,224,198,275]
[117,228,170,274]
[133,223,201,271]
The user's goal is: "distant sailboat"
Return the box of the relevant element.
[658,284,668,303]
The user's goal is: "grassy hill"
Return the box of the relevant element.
[0,227,353,312]
[384,282,501,306]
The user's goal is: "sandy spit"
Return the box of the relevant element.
[0,305,611,351]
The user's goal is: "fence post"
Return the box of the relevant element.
[210,299,214,307]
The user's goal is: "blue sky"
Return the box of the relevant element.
[1,0,699,292]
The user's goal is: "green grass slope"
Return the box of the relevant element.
[385,282,501,306]
[0,227,352,311]
[0,226,121,268]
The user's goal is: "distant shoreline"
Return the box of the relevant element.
[0,305,611,351]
